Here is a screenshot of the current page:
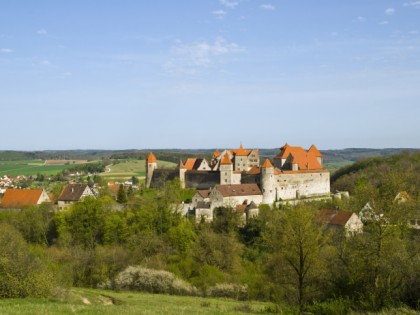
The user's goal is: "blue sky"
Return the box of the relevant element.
[1,0,419,150]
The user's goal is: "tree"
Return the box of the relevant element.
[131,176,139,185]
[266,205,329,313]
[117,184,127,203]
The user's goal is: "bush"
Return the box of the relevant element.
[306,298,352,315]
[0,224,59,298]
[111,266,197,296]
[207,283,248,300]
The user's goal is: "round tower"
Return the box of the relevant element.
[261,159,275,204]
[220,153,233,185]
[179,160,187,189]
[146,152,157,188]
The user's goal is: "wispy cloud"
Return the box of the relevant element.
[356,16,367,23]
[379,21,389,25]
[0,48,13,53]
[37,29,48,35]
[219,0,238,9]
[403,1,420,7]
[164,37,243,74]
[385,8,395,15]
[39,60,50,66]
[212,10,227,19]
[260,4,276,11]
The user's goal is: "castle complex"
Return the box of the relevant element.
[146,144,330,217]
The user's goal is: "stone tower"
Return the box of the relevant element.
[261,158,275,204]
[146,152,157,188]
[179,160,187,189]
[220,153,233,185]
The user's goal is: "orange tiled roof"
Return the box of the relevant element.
[212,149,221,158]
[316,210,354,226]
[308,144,322,157]
[247,166,261,175]
[262,159,274,168]
[235,144,251,157]
[184,158,197,170]
[275,143,322,170]
[147,152,157,163]
[1,189,45,208]
[197,189,211,198]
[220,153,232,165]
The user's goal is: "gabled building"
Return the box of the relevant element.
[58,183,95,210]
[209,183,263,210]
[317,210,363,235]
[0,189,51,209]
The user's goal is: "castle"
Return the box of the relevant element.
[146,144,330,217]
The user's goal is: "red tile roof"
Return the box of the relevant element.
[215,184,262,197]
[275,143,322,170]
[212,149,222,158]
[308,144,322,157]
[262,159,274,168]
[316,210,354,226]
[235,144,251,157]
[1,189,47,208]
[197,189,210,198]
[147,152,157,163]
[220,153,232,165]
[184,158,197,170]
[247,166,261,175]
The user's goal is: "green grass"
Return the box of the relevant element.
[0,163,70,177]
[101,160,176,177]
[0,288,278,315]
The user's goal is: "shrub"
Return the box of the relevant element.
[0,224,58,298]
[112,266,197,296]
[207,283,248,300]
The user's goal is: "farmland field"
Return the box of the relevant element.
[0,160,94,177]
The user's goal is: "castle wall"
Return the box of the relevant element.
[150,169,179,188]
[185,171,220,189]
[273,171,330,201]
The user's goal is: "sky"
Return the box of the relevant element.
[1,0,419,150]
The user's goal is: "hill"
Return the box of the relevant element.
[331,151,420,198]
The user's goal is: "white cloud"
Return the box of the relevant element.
[212,10,227,19]
[39,60,50,66]
[0,48,13,53]
[403,1,420,7]
[219,0,238,9]
[379,21,389,25]
[408,30,419,34]
[260,4,276,11]
[385,8,395,15]
[37,29,47,35]
[357,16,366,22]
[164,37,243,74]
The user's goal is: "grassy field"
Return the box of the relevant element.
[0,162,69,177]
[99,159,177,178]
[0,288,277,315]
[324,161,353,173]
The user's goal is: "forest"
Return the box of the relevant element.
[0,152,419,314]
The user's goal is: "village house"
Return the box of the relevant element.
[317,210,363,235]
[57,183,95,210]
[0,189,51,209]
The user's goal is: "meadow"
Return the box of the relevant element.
[0,161,73,177]
[0,288,276,315]
[99,159,176,178]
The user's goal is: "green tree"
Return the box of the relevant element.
[266,205,329,313]
[117,184,127,203]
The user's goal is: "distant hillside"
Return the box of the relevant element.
[331,151,420,198]
[0,148,418,164]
